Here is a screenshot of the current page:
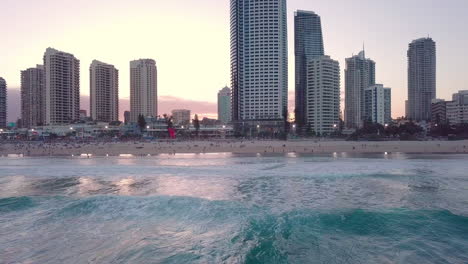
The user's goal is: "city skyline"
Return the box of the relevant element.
[1,0,468,122]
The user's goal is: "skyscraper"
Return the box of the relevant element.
[230,0,288,131]
[345,50,375,128]
[364,84,392,126]
[90,60,119,122]
[44,48,80,125]
[0,77,6,129]
[217,86,232,124]
[130,59,158,123]
[294,10,324,129]
[407,38,436,121]
[21,65,46,128]
[305,56,340,135]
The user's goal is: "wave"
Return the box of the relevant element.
[0,196,36,212]
[2,195,468,263]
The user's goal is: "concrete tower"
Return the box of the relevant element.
[230,0,288,132]
[90,60,119,122]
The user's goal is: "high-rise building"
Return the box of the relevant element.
[21,65,45,128]
[364,84,392,126]
[217,86,232,124]
[90,60,119,122]
[0,77,6,129]
[305,56,340,135]
[384,88,392,125]
[446,91,468,125]
[172,109,191,125]
[130,59,157,123]
[407,38,436,121]
[230,0,288,130]
[44,48,80,125]
[345,50,375,128]
[294,10,324,129]
[431,99,447,125]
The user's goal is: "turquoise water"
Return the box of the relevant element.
[1,153,468,263]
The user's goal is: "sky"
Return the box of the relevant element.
[1,0,468,122]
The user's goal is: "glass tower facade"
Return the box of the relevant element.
[294,10,324,129]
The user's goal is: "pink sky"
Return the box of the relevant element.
[1,0,468,122]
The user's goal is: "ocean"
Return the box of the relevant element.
[1,153,468,263]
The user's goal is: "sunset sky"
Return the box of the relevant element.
[1,0,468,122]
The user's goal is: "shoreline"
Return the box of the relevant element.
[1,140,468,156]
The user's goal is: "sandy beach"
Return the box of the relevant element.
[1,140,468,156]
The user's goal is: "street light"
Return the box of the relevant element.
[105,126,108,129]
[222,125,226,129]
[70,127,74,130]
[181,126,185,129]
[333,124,337,128]
[146,126,150,129]
[385,124,389,128]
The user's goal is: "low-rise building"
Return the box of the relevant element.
[447,91,468,125]
[431,99,447,125]
[172,109,191,125]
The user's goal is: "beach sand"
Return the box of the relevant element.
[1,140,468,156]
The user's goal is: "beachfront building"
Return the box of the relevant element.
[21,65,46,128]
[345,50,375,129]
[124,111,130,125]
[0,77,6,128]
[130,59,157,123]
[407,38,436,121]
[217,86,232,124]
[172,109,191,125]
[431,99,447,125]
[446,91,468,125]
[44,48,80,125]
[90,60,119,122]
[230,0,288,133]
[364,84,392,126]
[305,56,340,135]
[295,10,325,130]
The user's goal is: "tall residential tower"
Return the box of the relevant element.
[21,65,46,128]
[130,59,158,123]
[230,0,288,131]
[90,60,119,122]
[0,78,6,128]
[364,84,392,126]
[43,48,80,125]
[305,56,340,135]
[217,86,232,124]
[407,38,436,121]
[294,10,324,129]
[345,50,375,128]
